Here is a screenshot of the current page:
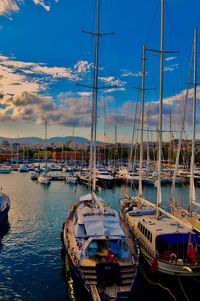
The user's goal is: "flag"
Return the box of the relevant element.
[187,233,197,262]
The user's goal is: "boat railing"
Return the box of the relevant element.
[140,239,200,266]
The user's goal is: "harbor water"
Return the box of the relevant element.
[0,171,199,301]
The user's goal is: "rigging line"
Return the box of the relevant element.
[103,95,107,137]
[144,0,160,46]
[191,276,200,284]
[128,90,140,170]
[138,265,178,301]
[170,43,194,202]
[165,1,182,90]
[177,276,190,301]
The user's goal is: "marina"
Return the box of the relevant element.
[1,0,200,301]
[0,170,200,301]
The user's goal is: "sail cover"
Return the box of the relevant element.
[84,216,124,237]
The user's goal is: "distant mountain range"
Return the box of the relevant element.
[0,136,90,144]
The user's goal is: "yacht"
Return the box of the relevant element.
[120,0,200,278]
[96,168,115,187]
[120,196,200,276]
[63,193,139,300]
[0,165,12,174]
[37,173,51,185]
[62,0,140,299]
[65,173,78,184]
[18,164,29,172]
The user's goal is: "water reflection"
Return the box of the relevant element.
[61,250,92,301]
[0,222,10,252]
[0,172,199,301]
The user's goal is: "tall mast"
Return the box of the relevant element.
[45,120,47,173]
[156,0,164,218]
[138,45,146,196]
[91,0,100,192]
[114,123,117,169]
[169,111,172,165]
[189,28,197,214]
[82,0,113,188]
[146,110,150,172]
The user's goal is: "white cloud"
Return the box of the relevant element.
[103,87,200,133]
[104,87,125,93]
[74,60,93,73]
[0,54,81,98]
[0,65,43,97]
[0,54,127,129]
[77,92,92,97]
[32,0,50,12]
[164,63,179,72]
[0,0,21,16]
[31,65,79,80]
[0,0,59,16]
[121,69,142,78]
[99,76,126,87]
[0,90,93,128]
[165,56,176,61]
[143,87,200,129]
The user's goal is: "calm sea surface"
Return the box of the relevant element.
[0,171,199,301]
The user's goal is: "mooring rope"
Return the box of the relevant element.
[177,276,190,301]
[139,265,177,301]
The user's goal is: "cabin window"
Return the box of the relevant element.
[156,235,188,258]
[138,223,141,231]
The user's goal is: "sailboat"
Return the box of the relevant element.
[120,0,200,276]
[170,28,200,233]
[38,120,51,185]
[62,1,139,300]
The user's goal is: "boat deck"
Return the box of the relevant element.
[172,206,200,230]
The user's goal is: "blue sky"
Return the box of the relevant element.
[0,0,200,143]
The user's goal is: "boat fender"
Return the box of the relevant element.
[181,211,186,218]
[169,253,177,262]
[151,258,158,273]
[182,266,192,272]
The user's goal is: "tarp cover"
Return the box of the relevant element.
[158,233,200,244]
[84,218,124,237]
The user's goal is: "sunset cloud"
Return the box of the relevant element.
[103,87,200,137]
[74,60,93,73]
[0,0,58,16]
[0,91,93,128]
[0,55,84,98]
[0,0,21,16]
[32,0,50,12]
[144,87,200,128]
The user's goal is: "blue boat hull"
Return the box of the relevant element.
[0,205,10,224]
